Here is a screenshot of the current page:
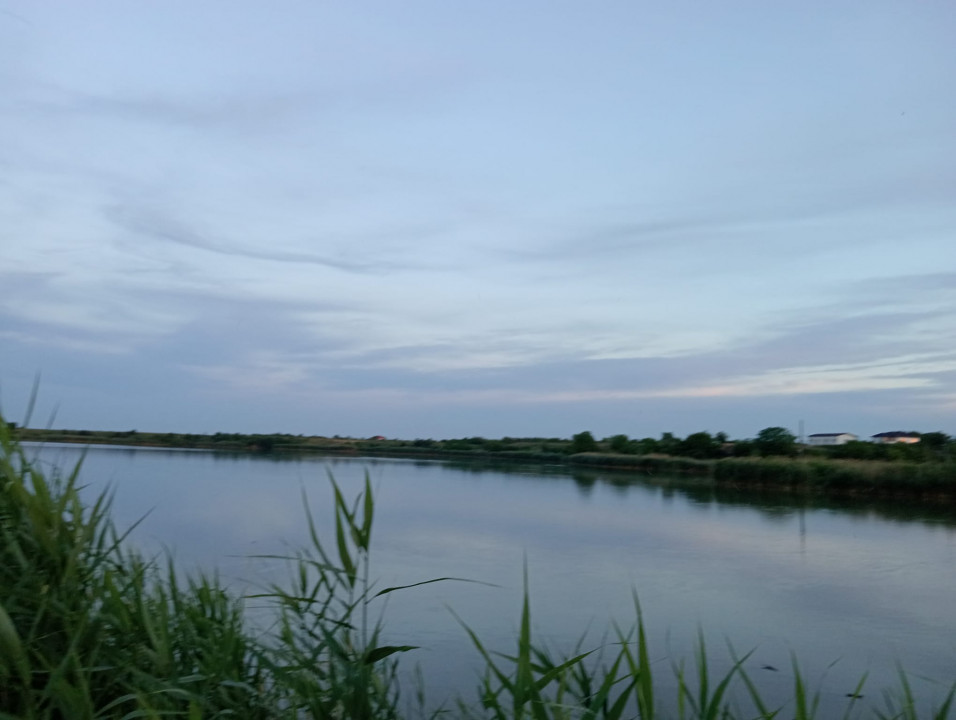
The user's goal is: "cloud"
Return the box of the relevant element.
[2,1,954,441]
[6,225,954,413]
[841,272,956,311]
[643,355,949,400]
[40,88,326,135]
[735,309,955,368]
[11,41,479,139]
[272,274,956,409]
[508,179,956,269]
[4,269,952,437]
[106,203,402,275]
[0,258,196,342]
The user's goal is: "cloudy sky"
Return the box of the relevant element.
[2,1,955,440]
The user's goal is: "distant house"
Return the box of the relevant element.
[807,433,858,446]
[871,431,920,444]
[369,435,386,441]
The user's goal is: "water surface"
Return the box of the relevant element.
[30,444,956,714]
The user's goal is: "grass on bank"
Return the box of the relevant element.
[2,418,955,719]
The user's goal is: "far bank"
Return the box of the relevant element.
[14,425,956,505]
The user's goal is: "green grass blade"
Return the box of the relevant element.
[372,576,482,598]
[331,482,357,587]
[362,470,374,551]
[364,645,419,664]
[933,682,956,720]
[841,672,868,720]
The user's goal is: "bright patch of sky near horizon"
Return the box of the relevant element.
[2,1,955,439]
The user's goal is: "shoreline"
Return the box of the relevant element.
[16,428,956,507]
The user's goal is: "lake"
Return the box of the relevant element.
[28,443,956,715]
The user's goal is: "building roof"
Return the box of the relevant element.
[808,432,854,437]
[871,431,920,438]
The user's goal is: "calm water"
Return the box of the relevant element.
[29,444,956,714]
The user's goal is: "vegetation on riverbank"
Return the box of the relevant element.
[3,420,955,719]
[13,422,956,499]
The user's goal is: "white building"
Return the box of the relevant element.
[871,431,920,444]
[807,433,858,446]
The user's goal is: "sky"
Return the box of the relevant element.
[2,1,955,441]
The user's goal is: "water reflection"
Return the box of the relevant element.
[571,471,596,497]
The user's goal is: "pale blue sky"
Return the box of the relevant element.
[2,1,955,439]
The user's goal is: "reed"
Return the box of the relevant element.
[0,418,409,719]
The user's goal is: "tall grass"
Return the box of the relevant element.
[3,417,954,718]
[0,418,412,718]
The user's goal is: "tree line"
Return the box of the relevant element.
[14,425,956,464]
[566,427,956,463]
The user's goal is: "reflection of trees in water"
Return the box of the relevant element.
[429,457,956,528]
[571,472,596,497]
[429,456,956,528]
[601,473,956,527]
[76,444,956,530]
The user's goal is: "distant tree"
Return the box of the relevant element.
[754,427,797,457]
[609,434,632,454]
[715,431,729,444]
[679,431,721,459]
[570,431,598,454]
[919,432,949,455]
[658,432,681,456]
[887,441,923,463]
[831,440,880,461]
[442,439,471,452]
[919,431,944,443]
[731,440,756,457]
[250,436,274,452]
